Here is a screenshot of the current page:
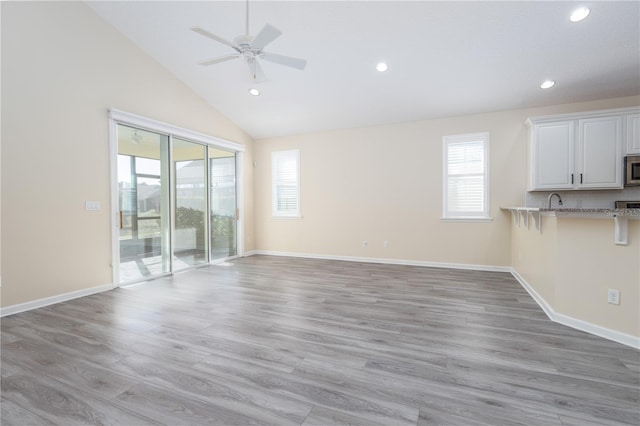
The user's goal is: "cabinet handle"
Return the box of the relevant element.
[571,174,574,184]
[580,173,583,184]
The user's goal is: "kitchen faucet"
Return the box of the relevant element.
[547,192,563,208]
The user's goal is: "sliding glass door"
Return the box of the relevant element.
[116,121,240,284]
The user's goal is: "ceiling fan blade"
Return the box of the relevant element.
[248,58,268,83]
[198,54,240,66]
[251,24,282,50]
[191,27,240,52]
[261,52,307,70]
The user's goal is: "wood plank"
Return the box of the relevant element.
[1,255,638,425]
[1,374,158,425]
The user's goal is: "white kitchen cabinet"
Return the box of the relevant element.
[531,121,574,190]
[577,115,623,189]
[527,107,635,191]
[626,113,640,154]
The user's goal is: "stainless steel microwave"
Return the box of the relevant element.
[625,155,640,186]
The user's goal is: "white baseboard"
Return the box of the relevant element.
[0,283,115,318]
[246,250,511,273]
[511,269,639,350]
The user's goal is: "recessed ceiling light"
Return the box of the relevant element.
[540,80,556,89]
[570,7,590,22]
[376,62,388,72]
[248,88,260,96]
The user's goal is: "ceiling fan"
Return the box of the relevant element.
[191,0,307,82]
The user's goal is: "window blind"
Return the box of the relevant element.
[443,133,489,219]
[272,150,300,217]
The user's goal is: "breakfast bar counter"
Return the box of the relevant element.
[501,207,640,244]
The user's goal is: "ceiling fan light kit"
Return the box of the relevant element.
[191,0,306,83]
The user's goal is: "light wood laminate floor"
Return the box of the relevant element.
[2,255,639,425]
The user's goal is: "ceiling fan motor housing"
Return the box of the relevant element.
[234,35,253,46]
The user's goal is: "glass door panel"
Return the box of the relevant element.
[117,154,134,241]
[173,138,207,270]
[210,148,237,260]
[117,124,170,283]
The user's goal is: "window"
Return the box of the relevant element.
[443,132,490,220]
[272,149,300,217]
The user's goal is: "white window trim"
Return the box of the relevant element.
[272,149,302,218]
[442,132,491,221]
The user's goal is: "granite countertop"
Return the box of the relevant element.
[501,207,640,217]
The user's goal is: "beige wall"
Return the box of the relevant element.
[556,218,639,336]
[254,96,639,267]
[511,215,558,305]
[255,115,521,266]
[1,1,254,308]
[512,216,639,337]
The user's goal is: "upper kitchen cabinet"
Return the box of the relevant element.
[577,115,622,189]
[627,113,640,154]
[527,107,638,191]
[531,121,574,190]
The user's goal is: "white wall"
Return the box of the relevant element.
[1,1,254,308]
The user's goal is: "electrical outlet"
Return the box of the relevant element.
[383,240,389,248]
[362,240,368,247]
[607,289,620,305]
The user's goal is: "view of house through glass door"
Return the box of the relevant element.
[116,123,238,284]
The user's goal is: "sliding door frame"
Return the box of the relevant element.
[109,109,245,286]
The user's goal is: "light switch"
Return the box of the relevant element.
[85,201,101,211]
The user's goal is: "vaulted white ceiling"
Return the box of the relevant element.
[87,1,639,139]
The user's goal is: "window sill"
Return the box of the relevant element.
[440,217,493,223]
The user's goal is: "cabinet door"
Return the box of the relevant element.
[532,121,574,190]
[627,113,640,154]
[578,116,623,189]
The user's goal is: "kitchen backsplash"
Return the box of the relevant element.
[526,188,640,208]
